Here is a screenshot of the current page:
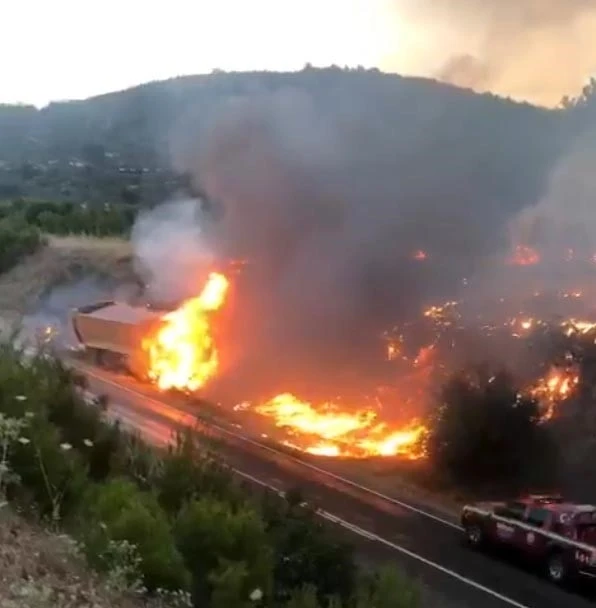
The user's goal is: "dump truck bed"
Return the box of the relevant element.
[71,301,163,357]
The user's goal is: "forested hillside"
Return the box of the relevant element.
[0,66,577,212]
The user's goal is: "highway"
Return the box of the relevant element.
[75,362,596,608]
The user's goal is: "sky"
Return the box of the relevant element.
[2,0,596,108]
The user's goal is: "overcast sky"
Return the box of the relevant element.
[2,0,595,108]
[2,0,405,107]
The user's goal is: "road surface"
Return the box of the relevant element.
[76,363,595,608]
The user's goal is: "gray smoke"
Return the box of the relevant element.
[22,276,140,351]
[392,0,596,106]
[168,85,548,398]
[130,198,215,307]
[465,127,596,321]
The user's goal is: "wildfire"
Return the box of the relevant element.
[529,368,579,421]
[255,393,427,459]
[142,272,230,391]
[413,249,428,261]
[509,245,540,266]
[562,319,596,336]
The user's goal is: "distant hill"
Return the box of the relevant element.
[0,67,580,211]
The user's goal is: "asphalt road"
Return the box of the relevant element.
[76,363,596,608]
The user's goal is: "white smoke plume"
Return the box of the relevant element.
[130,198,214,307]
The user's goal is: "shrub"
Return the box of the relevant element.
[0,218,43,273]
[81,478,189,592]
[156,430,244,515]
[174,497,273,605]
[263,493,357,604]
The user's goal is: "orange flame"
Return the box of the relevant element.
[529,367,579,421]
[509,245,540,266]
[142,272,229,391]
[256,392,427,459]
[413,249,428,261]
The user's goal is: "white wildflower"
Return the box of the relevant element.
[60,443,72,451]
[18,437,30,445]
[15,395,27,402]
[83,439,93,447]
[25,411,35,418]
[249,588,263,601]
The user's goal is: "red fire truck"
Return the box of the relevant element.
[461,494,596,585]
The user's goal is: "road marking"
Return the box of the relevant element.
[230,468,531,608]
[80,366,462,530]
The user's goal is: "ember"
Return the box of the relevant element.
[509,245,540,266]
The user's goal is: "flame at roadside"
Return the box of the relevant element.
[255,393,427,459]
[142,272,229,391]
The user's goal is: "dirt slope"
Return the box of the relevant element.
[0,236,136,326]
[0,508,151,608]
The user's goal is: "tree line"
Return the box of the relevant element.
[0,199,137,275]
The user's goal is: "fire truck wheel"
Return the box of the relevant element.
[546,551,567,584]
[465,524,484,548]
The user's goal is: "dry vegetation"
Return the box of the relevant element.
[0,235,136,323]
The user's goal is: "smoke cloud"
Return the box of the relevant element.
[391,0,596,107]
[166,85,558,400]
[131,198,215,307]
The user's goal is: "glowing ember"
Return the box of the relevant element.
[413,249,428,261]
[142,272,230,391]
[562,319,596,336]
[529,368,579,421]
[509,245,540,266]
[255,393,427,459]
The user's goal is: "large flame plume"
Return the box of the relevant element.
[143,272,229,391]
[256,393,427,459]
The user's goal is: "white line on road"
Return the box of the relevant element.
[230,468,532,608]
[80,367,463,531]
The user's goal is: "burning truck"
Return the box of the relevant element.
[70,300,163,378]
[70,271,230,390]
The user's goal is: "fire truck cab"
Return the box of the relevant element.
[461,494,596,585]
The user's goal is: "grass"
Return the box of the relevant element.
[0,235,136,319]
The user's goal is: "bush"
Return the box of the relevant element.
[81,478,189,592]
[156,430,244,515]
[174,497,273,605]
[427,367,559,491]
[262,492,357,604]
[0,218,43,273]
[354,567,421,608]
